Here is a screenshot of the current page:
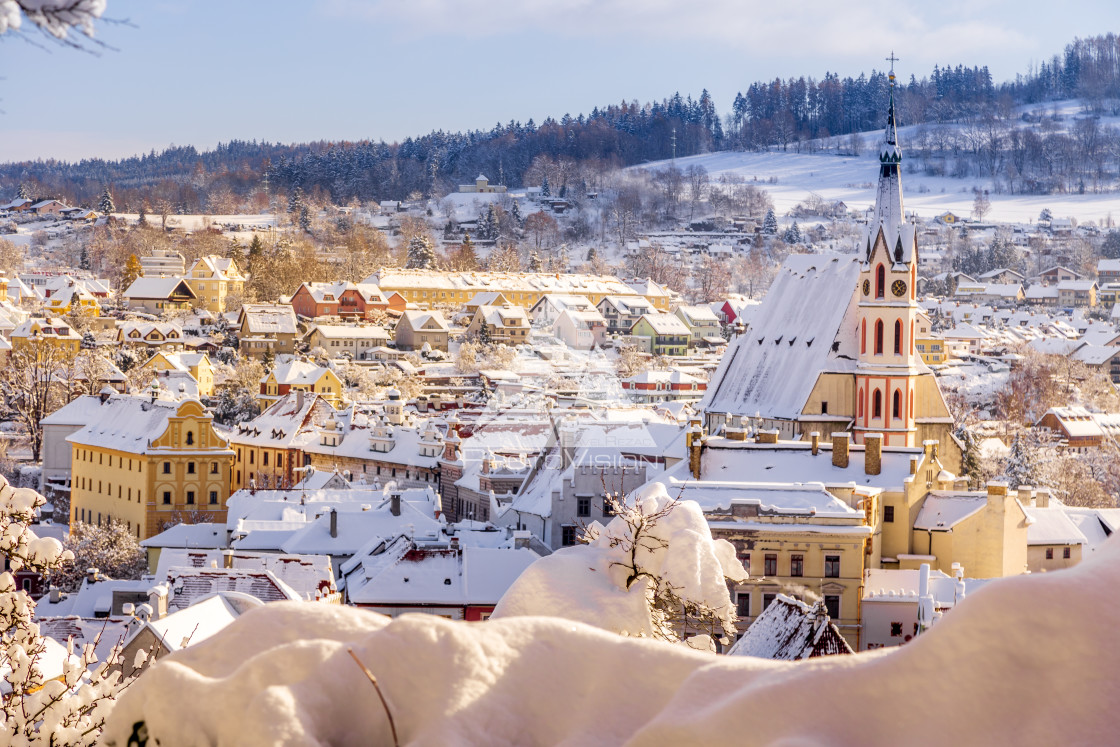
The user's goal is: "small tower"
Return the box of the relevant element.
[853,57,924,448]
[384,388,403,425]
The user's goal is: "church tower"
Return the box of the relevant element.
[853,63,923,447]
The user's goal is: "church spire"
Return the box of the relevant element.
[869,53,908,265]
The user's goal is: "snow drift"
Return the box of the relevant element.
[102,536,1120,746]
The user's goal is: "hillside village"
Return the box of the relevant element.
[3,69,1120,742]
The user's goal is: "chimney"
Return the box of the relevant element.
[910,455,920,475]
[1017,485,1034,507]
[222,549,234,569]
[1035,488,1050,508]
[329,508,338,538]
[512,530,531,550]
[390,493,401,517]
[148,584,169,620]
[864,433,882,475]
[687,421,703,479]
[726,415,747,441]
[986,480,1008,510]
[49,586,61,604]
[296,389,304,411]
[755,429,779,444]
[831,432,849,468]
[810,432,820,456]
[86,567,99,584]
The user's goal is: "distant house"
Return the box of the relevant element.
[184,255,246,314]
[629,313,690,356]
[0,198,33,213]
[305,324,391,360]
[237,304,300,359]
[621,369,706,402]
[727,594,853,660]
[530,294,596,328]
[290,281,390,320]
[978,268,1025,285]
[1098,259,1120,285]
[1035,406,1104,450]
[122,276,197,313]
[466,304,530,346]
[936,211,961,224]
[117,322,185,351]
[394,310,449,352]
[553,308,608,350]
[140,249,186,277]
[458,174,507,194]
[30,199,68,217]
[673,304,723,346]
[1038,265,1082,285]
[597,295,655,335]
[259,359,344,409]
[1057,280,1097,307]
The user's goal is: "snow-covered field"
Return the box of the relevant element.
[102,533,1120,744]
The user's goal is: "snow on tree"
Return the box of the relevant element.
[0,0,106,45]
[540,174,551,198]
[510,199,523,226]
[288,187,305,215]
[494,483,748,648]
[298,204,312,233]
[972,190,991,221]
[762,208,778,235]
[79,244,90,270]
[54,519,148,592]
[97,186,114,216]
[0,473,145,745]
[406,234,436,270]
[16,183,29,200]
[1004,432,1043,489]
[783,221,802,244]
[1038,207,1053,223]
[80,330,96,349]
[527,251,542,272]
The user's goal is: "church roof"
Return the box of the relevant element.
[700,255,861,421]
[865,82,916,267]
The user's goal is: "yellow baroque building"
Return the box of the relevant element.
[68,394,235,539]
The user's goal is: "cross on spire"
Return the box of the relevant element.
[886,51,900,73]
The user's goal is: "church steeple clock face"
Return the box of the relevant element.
[863,280,871,296]
[892,279,907,297]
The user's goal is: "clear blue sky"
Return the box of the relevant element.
[1,0,1117,162]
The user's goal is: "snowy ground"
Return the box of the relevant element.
[103,534,1120,745]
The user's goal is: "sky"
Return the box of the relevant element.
[0,0,1117,163]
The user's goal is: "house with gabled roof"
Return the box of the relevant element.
[727,594,853,660]
[237,303,300,359]
[258,359,344,409]
[597,295,655,335]
[290,281,390,320]
[394,309,449,352]
[466,304,530,346]
[184,255,246,313]
[122,276,197,313]
[674,304,723,346]
[629,312,690,356]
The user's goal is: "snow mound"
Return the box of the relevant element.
[103,536,1120,746]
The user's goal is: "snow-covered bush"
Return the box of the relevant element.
[0,473,140,745]
[494,483,747,647]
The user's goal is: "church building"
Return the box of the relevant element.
[701,70,960,471]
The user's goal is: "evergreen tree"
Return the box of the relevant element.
[1004,432,1041,489]
[137,206,148,227]
[228,238,247,273]
[97,186,114,215]
[586,247,598,262]
[540,174,551,198]
[528,251,543,272]
[478,321,492,345]
[407,234,437,269]
[261,349,275,371]
[16,183,29,200]
[455,233,479,269]
[248,234,265,276]
[1101,231,1120,260]
[122,253,143,291]
[784,221,802,244]
[956,428,982,489]
[288,186,305,214]
[510,199,523,226]
[298,204,312,232]
[762,208,778,235]
[80,330,96,349]
[476,207,493,242]
[79,244,90,270]
[1038,208,1053,223]
[559,183,567,198]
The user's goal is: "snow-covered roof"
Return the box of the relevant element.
[913,493,989,531]
[727,594,852,660]
[634,312,690,336]
[1023,506,1088,546]
[123,276,196,301]
[701,255,861,420]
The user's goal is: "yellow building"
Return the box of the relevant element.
[258,359,344,409]
[10,318,80,357]
[141,351,216,398]
[184,255,246,313]
[68,394,235,540]
[44,286,101,318]
[227,392,335,492]
[364,269,673,311]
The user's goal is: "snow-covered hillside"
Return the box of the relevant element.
[103,533,1120,745]
[636,100,1120,226]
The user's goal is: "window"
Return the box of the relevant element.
[277,454,283,469]
[790,554,803,577]
[736,594,750,618]
[1045,548,1054,559]
[577,497,591,517]
[186,431,194,445]
[1063,547,1071,559]
[561,526,577,546]
[824,595,841,619]
[873,390,882,419]
[893,319,902,355]
[762,593,776,611]
[820,401,828,415]
[891,621,903,637]
[210,462,218,474]
[892,389,902,420]
[163,491,171,505]
[186,491,195,505]
[884,505,895,523]
[764,554,777,576]
[263,452,269,467]
[876,264,885,298]
[187,462,195,474]
[162,462,171,474]
[874,319,884,355]
[824,555,840,577]
[250,452,254,465]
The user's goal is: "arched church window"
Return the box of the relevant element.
[874,320,884,355]
[876,265,885,298]
[873,389,882,419]
[894,319,902,355]
[893,389,902,419]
